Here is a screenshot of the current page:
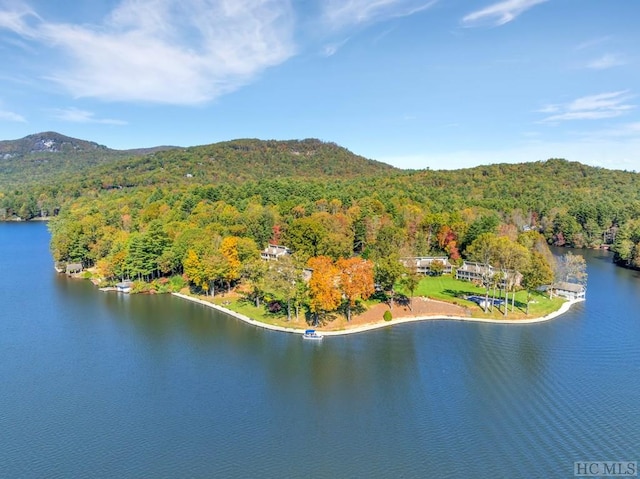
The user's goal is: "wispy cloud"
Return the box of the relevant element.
[51,107,127,125]
[539,91,635,122]
[462,0,548,27]
[318,0,434,56]
[0,98,26,122]
[586,53,626,70]
[575,36,611,51]
[0,3,39,37]
[0,109,26,122]
[321,38,351,57]
[0,0,296,105]
[322,0,437,30]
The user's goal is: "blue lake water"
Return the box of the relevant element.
[1,222,638,478]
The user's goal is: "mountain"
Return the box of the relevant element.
[84,138,398,190]
[0,133,398,219]
[0,131,176,157]
[0,133,395,193]
[0,131,109,157]
[0,132,179,190]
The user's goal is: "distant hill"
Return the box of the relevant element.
[0,131,109,156]
[0,133,395,193]
[0,132,179,190]
[84,138,398,190]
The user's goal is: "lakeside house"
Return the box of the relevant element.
[455,261,495,283]
[401,256,453,275]
[261,245,291,261]
[65,263,83,275]
[455,261,522,288]
[551,282,586,300]
[115,281,133,293]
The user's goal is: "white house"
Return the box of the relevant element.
[260,245,292,261]
[401,256,452,275]
[116,280,133,293]
[552,282,586,300]
[456,261,522,288]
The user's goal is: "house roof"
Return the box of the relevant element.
[554,282,584,292]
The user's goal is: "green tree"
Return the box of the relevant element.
[492,237,529,315]
[265,256,305,321]
[466,232,498,313]
[242,258,269,307]
[374,254,406,310]
[398,265,421,312]
[522,251,554,314]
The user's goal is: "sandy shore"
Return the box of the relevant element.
[172,292,584,337]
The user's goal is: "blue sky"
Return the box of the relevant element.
[1,0,639,170]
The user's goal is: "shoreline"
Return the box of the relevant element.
[172,292,584,337]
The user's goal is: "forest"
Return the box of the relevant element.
[1,136,639,320]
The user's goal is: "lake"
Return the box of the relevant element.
[1,222,638,478]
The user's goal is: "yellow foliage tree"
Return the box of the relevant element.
[219,236,241,292]
[183,249,206,292]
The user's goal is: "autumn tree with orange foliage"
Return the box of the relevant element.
[307,256,341,325]
[336,257,375,321]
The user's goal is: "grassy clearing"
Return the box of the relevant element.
[183,273,567,326]
[398,275,566,320]
[200,293,307,328]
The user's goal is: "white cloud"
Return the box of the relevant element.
[323,0,437,30]
[0,109,26,122]
[537,104,560,114]
[0,0,296,105]
[0,3,39,37]
[586,54,626,70]
[0,0,438,104]
[540,91,635,122]
[51,107,127,125]
[462,0,548,27]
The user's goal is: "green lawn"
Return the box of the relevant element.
[186,273,567,325]
[207,294,305,327]
[397,274,566,320]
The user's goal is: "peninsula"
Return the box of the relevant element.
[171,290,583,337]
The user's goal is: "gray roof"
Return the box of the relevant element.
[554,282,584,292]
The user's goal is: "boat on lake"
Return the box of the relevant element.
[303,329,323,340]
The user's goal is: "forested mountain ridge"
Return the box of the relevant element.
[0,131,176,157]
[0,131,178,190]
[0,133,395,196]
[81,138,398,190]
[0,131,107,156]
[44,156,640,278]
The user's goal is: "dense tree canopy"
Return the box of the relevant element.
[1,137,635,324]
